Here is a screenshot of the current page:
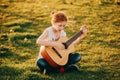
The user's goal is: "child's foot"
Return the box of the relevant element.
[65,64,79,72]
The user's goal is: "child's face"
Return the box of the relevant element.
[53,21,67,31]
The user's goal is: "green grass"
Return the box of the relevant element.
[0,0,120,80]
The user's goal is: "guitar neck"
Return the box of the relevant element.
[63,30,83,49]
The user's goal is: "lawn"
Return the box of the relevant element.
[0,0,120,80]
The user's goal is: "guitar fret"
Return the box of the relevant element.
[65,30,83,47]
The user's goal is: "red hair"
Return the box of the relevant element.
[51,11,67,24]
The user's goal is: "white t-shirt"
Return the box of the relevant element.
[37,27,66,59]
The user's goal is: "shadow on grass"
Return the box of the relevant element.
[23,73,53,80]
[0,66,24,76]
[0,66,24,80]
[95,39,120,49]
[10,33,38,48]
[49,68,119,80]
[0,9,47,25]
[0,49,31,63]
[89,31,120,49]
[5,21,33,28]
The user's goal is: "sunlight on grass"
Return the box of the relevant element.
[0,0,120,80]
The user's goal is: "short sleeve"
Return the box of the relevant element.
[61,30,66,37]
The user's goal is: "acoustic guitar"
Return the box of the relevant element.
[41,30,83,68]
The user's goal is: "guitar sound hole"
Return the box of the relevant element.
[52,47,62,58]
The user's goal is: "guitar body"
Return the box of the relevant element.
[41,37,75,68]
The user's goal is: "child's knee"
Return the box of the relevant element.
[37,59,47,67]
[74,53,82,62]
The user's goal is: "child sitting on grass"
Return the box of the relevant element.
[36,11,88,74]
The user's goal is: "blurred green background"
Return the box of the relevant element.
[0,0,120,80]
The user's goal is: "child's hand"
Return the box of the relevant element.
[54,42,65,50]
[80,25,88,33]
[80,26,88,38]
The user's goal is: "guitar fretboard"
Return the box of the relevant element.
[63,30,83,49]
